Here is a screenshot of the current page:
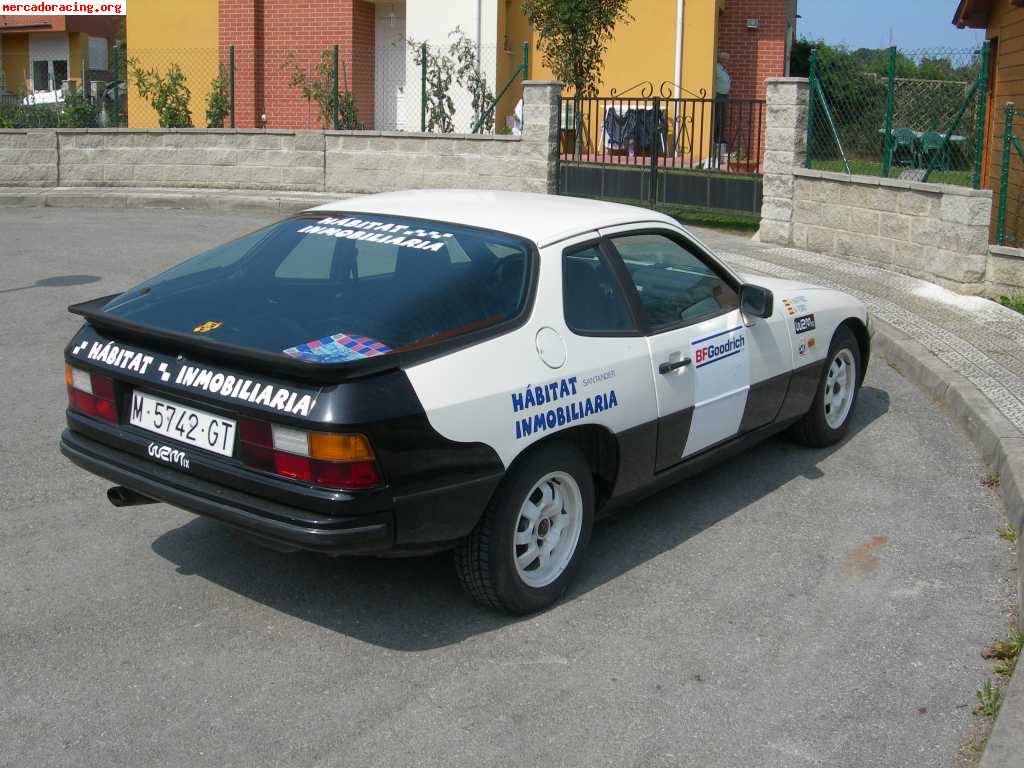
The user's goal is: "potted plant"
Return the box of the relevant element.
[728,147,759,174]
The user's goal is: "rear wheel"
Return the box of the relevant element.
[790,325,862,447]
[455,443,594,614]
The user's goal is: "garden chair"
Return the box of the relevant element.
[919,130,948,171]
[890,127,919,168]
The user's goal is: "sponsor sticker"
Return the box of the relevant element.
[148,442,190,470]
[691,326,746,369]
[510,375,619,440]
[283,333,392,364]
[193,321,222,334]
[74,334,318,416]
[793,313,816,334]
[296,217,455,252]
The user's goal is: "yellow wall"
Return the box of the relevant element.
[126,0,219,127]
[518,0,722,157]
[1,33,29,95]
[495,0,532,130]
[69,31,88,86]
[524,0,722,97]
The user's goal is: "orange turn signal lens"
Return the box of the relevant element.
[308,432,375,462]
[64,363,74,387]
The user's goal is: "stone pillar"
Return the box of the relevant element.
[757,77,809,245]
[521,80,561,194]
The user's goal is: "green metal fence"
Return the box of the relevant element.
[806,44,989,188]
[996,102,1024,246]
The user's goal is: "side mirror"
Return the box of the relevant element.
[739,284,774,319]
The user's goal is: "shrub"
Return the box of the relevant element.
[206,64,230,128]
[129,59,193,128]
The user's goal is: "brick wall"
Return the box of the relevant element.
[718,0,792,101]
[219,0,375,130]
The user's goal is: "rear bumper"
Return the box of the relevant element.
[61,428,394,555]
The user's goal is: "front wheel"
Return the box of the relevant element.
[790,326,862,447]
[455,443,594,614]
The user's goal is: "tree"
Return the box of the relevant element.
[128,59,192,128]
[206,64,230,128]
[521,0,632,98]
[522,0,631,155]
[288,49,362,129]
[449,28,495,132]
[409,38,455,133]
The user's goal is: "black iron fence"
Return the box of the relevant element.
[557,87,765,214]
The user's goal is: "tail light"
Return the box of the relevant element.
[238,418,382,490]
[65,364,118,423]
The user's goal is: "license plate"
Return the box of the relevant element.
[130,391,236,457]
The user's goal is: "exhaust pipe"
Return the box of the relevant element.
[107,486,157,507]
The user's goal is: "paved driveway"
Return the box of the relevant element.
[0,208,1014,768]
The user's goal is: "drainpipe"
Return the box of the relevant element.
[674,0,684,98]
[475,0,482,68]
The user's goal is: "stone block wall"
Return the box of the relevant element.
[757,77,1024,296]
[323,81,559,195]
[57,130,327,191]
[0,130,58,187]
[0,81,559,198]
[790,170,993,289]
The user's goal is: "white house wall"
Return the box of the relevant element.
[397,0,500,133]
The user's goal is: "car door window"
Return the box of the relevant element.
[611,233,738,331]
[562,244,635,334]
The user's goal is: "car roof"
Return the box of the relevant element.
[305,190,682,247]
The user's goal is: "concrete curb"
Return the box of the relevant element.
[0,186,352,214]
[872,319,1023,768]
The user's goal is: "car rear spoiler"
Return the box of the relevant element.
[68,295,402,384]
[68,294,529,385]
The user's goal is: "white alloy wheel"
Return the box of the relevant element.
[513,471,584,588]
[823,348,857,429]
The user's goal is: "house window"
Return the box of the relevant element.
[32,61,50,91]
[31,59,69,91]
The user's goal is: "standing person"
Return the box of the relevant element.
[713,51,731,167]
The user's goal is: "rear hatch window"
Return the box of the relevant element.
[101,214,533,363]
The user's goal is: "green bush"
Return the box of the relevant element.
[62,87,98,128]
[206,64,230,128]
[129,58,193,128]
[0,103,62,128]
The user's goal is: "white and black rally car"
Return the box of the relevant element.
[61,190,871,613]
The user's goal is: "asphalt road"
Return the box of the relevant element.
[0,208,1015,768]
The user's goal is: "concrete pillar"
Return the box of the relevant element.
[521,80,561,193]
[756,76,809,245]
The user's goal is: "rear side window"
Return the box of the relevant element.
[562,244,635,334]
[102,214,533,363]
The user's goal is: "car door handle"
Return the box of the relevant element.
[659,357,692,374]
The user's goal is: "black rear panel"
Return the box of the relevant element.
[65,324,504,536]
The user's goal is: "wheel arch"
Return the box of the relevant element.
[506,424,620,511]
[836,317,871,384]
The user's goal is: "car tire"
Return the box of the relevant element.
[790,325,862,448]
[455,443,594,614]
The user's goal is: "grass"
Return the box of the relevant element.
[655,202,760,233]
[996,524,1018,545]
[809,159,973,187]
[997,295,1024,315]
[973,631,1024,722]
[568,193,761,233]
[981,471,1001,489]
[974,679,1004,718]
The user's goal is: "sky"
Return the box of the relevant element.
[796,0,986,50]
